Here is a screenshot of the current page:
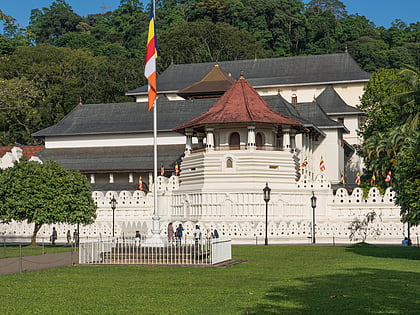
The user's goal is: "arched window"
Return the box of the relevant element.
[229,132,240,149]
[256,132,264,148]
[226,158,233,168]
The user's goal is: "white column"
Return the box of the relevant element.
[109,173,114,184]
[90,174,95,184]
[283,127,291,149]
[128,173,133,183]
[185,130,193,154]
[206,128,214,151]
[247,125,256,150]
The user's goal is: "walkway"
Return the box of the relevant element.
[0,251,76,275]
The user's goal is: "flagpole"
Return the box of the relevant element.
[143,0,166,246]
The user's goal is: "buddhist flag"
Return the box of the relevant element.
[370,172,376,186]
[319,157,326,171]
[175,162,179,176]
[144,2,157,111]
[355,172,361,186]
[301,157,308,168]
[385,171,392,183]
[137,176,143,191]
[341,171,346,185]
[160,162,165,176]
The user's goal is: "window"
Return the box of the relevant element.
[256,132,264,148]
[229,132,240,149]
[226,158,233,168]
[337,117,344,124]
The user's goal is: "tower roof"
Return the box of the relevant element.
[177,64,235,99]
[174,77,302,131]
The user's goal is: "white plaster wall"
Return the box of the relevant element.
[45,131,185,149]
[2,176,418,246]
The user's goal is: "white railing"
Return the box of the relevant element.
[79,238,231,265]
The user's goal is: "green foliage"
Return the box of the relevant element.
[360,65,420,225]
[0,45,145,144]
[0,159,96,245]
[28,0,84,44]
[158,21,266,67]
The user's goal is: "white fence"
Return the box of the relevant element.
[79,237,231,266]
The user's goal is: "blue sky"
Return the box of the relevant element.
[0,0,419,29]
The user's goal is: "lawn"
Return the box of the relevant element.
[1,244,76,258]
[0,244,419,314]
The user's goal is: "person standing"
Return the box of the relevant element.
[175,224,184,246]
[66,230,71,244]
[73,229,79,245]
[194,225,201,245]
[135,230,141,247]
[167,223,175,244]
[51,227,57,245]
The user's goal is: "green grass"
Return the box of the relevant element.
[0,244,76,258]
[0,245,419,314]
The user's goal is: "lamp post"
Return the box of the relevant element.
[263,183,271,246]
[310,191,317,244]
[110,196,117,238]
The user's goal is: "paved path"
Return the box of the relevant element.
[0,251,76,275]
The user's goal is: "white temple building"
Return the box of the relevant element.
[1,53,418,244]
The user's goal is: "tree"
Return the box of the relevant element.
[158,21,266,67]
[0,160,97,246]
[28,0,83,44]
[348,211,381,243]
[359,65,420,225]
[305,0,347,19]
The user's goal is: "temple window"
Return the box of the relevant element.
[229,132,240,149]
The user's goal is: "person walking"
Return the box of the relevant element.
[167,223,175,244]
[51,227,57,245]
[175,224,184,246]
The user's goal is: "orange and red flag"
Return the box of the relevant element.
[144,2,157,111]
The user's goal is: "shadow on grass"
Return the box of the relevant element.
[242,268,420,314]
[345,242,420,260]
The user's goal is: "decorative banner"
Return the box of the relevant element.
[301,157,308,168]
[138,176,143,191]
[161,162,165,176]
[370,172,376,186]
[319,157,326,171]
[341,172,346,186]
[385,171,392,182]
[144,1,158,111]
[355,172,361,186]
[175,162,179,176]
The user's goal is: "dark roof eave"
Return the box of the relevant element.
[326,111,365,115]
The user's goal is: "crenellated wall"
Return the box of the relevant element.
[2,175,418,245]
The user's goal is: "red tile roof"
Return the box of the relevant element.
[175,77,302,130]
[0,145,45,159]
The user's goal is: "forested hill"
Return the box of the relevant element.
[0,0,419,145]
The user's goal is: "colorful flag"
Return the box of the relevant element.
[370,172,376,186]
[144,2,157,111]
[341,172,346,185]
[355,172,361,186]
[161,162,165,176]
[319,157,326,171]
[301,157,308,168]
[175,162,179,176]
[385,171,392,182]
[137,176,143,191]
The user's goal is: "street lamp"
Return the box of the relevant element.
[263,183,271,245]
[310,191,317,244]
[110,196,117,238]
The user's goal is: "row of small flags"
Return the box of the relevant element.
[137,161,180,190]
[302,156,392,186]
